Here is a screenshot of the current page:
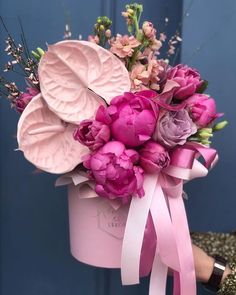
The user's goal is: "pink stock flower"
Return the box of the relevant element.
[149,38,162,52]
[159,33,167,42]
[167,64,203,100]
[130,55,164,91]
[139,141,170,173]
[88,35,100,44]
[156,60,169,91]
[130,63,150,91]
[147,55,164,90]
[83,141,145,201]
[108,91,158,147]
[142,21,156,40]
[15,87,39,113]
[153,109,197,148]
[110,34,141,58]
[186,94,222,127]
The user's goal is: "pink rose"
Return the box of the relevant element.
[139,141,170,173]
[108,91,158,147]
[186,94,222,127]
[83,141,144,201]
[167,64,203,100]
[142,21,156,40]
[15,87,39,113]
[110,34,141,58]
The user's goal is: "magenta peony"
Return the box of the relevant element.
[139,141,170,173]
[167,64,203,100]
[108,91,158,147]
[15,87,39,113]
[83,141,144,201]
[153,109,197,148]
[73,119,110,151]
[186,93,222,127]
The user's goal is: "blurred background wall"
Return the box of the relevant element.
[0,0,235,294]
[182,0,236,232]
[182,1,236,293]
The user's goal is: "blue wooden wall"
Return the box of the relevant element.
[0,1,182,294]
[182,2,236,293]
[182,0,236,233]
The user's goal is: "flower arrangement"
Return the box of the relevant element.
[0,3,227,295]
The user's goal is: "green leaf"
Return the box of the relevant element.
[197,80,208,94]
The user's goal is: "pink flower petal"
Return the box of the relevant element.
[38,40,130,124]
[17,94,89,174]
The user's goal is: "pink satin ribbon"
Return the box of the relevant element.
[121,143,218,295]
[57,143,218,295]
[121,174,157,285]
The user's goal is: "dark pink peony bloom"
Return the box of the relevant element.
[153,109,197,148]
[15,87,39,113]
[139,141,170,173]
[167,64,203,100]
[73,119,110,151]
[83,141,144,201]
[186,93,222,127]
[108,91,158,147]
[74,105,111,151]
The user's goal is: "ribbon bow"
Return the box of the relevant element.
[56,142,218,295]
[121,142,218,295]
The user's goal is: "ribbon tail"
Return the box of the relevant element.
[121,174,157,285]
[150,182,181,295]
[167,185,197,295]
[150,183,180,272]
[149,250,168,295]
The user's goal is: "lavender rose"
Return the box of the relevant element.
[186,93,222,127]
[108,91,158,147]
[167,64,203,100]
[139,141,170,173]
[153,109,197,148]
[15,87,39,113]
[83,141,144,201]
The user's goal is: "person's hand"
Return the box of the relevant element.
[192,244,231,283]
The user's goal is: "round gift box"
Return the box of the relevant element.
[67,183,156,275]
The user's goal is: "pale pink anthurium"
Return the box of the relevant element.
[17,94,89,174]
[17,41,131,174]
[38,40,131,124]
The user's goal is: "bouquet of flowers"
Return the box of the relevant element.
[0,3,227,295]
